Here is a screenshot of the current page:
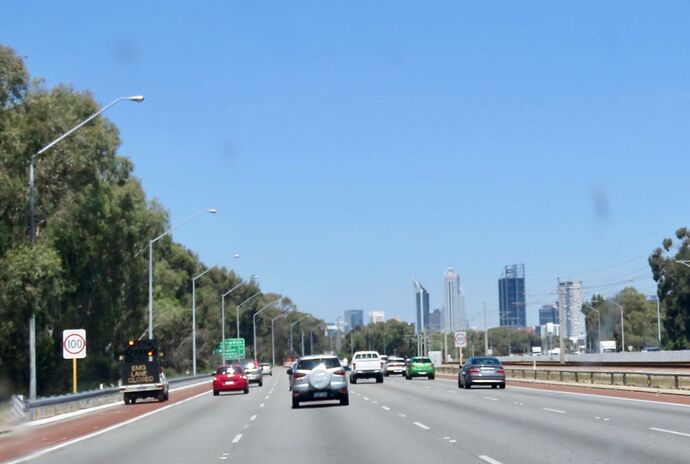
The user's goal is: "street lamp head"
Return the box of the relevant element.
[127,95,145,102]
[207,208,218,214]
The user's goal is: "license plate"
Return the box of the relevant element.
[225,381,235,385]
[314,392,328,398]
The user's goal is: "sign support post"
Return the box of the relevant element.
[72,358,77,393]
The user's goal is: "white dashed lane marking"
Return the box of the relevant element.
[650,427,690,438]
[232,434,243,443]
[381,406,391,411]
[484,397,499,401]
[542,408,566,414]
[479,455,503,464]
[250,414,257,421]
[413,421,430,430]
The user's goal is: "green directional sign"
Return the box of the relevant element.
[215,338,245,359]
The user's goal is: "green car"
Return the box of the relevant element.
[405,356,435,380]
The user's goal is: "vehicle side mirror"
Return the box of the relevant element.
[286,368,293,375]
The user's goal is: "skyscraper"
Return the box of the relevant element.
[443,267,466,332]
[498,264,526,327]
[369,311,385,323]
[428,309,442,332]
[558,280,585,346]
[344,309,364,331]
[413,279,430,334]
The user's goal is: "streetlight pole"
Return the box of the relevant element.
[149,208,217,339]
[27,95,144,400]
[220,282,244,364]
[253,300,278,362]
[191,268,212,375]
[236,291,260,339]
[583,303,601,353]
[271,311,290,366]
[301,330,305,357]
[289,316,307,355]
[610,301,625,352]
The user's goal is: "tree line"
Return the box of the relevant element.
[0,46,325,397]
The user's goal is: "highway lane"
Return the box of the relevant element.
[10,368,690,464]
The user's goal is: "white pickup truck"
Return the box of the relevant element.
[350,351,384,384]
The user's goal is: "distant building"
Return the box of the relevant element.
[428,309,443,332]
[344,309,364,331]
[414,279,430,334]
[539,304,559,325]
[558,280,585,346]
[443,267,466,332]
[369,311,385,324]
[498,264,526,327]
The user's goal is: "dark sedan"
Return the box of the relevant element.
[458,356,505,389]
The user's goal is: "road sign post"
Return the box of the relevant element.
[63,329,86,393]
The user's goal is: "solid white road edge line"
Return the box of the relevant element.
[6,390,211,464]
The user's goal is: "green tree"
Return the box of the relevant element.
[649,227,690,349]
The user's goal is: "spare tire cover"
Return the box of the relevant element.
[307,368,332,390]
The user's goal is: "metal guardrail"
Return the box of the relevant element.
[504,367,690,391]
[437,366,690,391]
[17,373,212,421]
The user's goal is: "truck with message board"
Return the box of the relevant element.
[120,339,169,404]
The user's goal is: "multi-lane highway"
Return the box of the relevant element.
[5,368,690,464]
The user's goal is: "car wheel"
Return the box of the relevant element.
[458,379,462,388]
[244,387,249,394]
[123,394,129,405]
[465,382,471,389]
[499,383,506,389]
[350,376,357,384]
[213,390,219,396]
[376,375,383,383]
[259,381,263,387]
[292,398,299,409]
[491,384,497,389]
[340,395,349,406]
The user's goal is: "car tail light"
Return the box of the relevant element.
[497,368,505,374]
[333,369,346,376]
[468,367,480,374]
[293,372,306,379]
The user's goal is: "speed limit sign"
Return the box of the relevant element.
[454,331,467,348]
[63,329,87,359]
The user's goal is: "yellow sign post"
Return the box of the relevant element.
[72,358,78,393]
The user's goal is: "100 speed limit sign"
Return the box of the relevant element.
[454,331,467,348]
[63,329,87,359]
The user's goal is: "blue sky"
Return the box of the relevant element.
[4,1,690,327]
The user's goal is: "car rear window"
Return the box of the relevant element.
[297,358,341,369]
[413,357,432,363]
[470,357,501,365]
[354,353,379,359]
[216,365,242,375]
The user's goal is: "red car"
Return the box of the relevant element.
[213,365,249,395]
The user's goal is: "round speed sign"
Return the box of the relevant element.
[63,329,87,359]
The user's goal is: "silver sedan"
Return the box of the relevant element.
[458,356,506,389]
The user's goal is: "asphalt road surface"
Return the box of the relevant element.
[10,368,690,464]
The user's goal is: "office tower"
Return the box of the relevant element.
[413,279,430,334]
[369,311,385,323]
[539,304,559,325]
[558,280,585,346]
[498,264,526,327]
[344,309,364,331]
[428,309,442,332]
[443,267,466,332]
